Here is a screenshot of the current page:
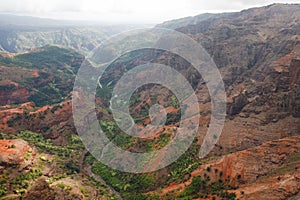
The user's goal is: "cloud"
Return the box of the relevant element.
[0,0,83,13]
[0,0,298,23]
[185,0,300,12]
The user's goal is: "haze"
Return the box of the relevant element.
[0,0,299,24]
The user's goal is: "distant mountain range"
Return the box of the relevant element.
[156,12,232,29]
[0,14,79,27]
[0,14,144,53]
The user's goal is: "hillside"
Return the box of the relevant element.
[0,3,299,200]
[174,3,300,154]
[89,3,300,199]
[156,13,231,30]
[0,45,84,106]
[0,14,137,53]
[152,4,300,199]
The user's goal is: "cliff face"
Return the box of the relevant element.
[209,136,300,200]
[172,4,300,156]
[195,136,300,185]
[151,4,300,199]
[159,136,300,199]
[0,101,74,145]
[178,4,300,118]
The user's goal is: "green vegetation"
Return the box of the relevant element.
[178,173,237,200]
[65,160,80,175]
[79,186,90,197]
[92,162,154,192]
[170,95,179,108]
[7,144,16,149]
[92,161,159,198]
[7,118,14,127]
[13,46,82,69]
[287,152,300,163]
[1,130,114,199]
[0,172,8,197]
[166,112,181,125]
[18,131,84,157]
[0,46,84,106]
[100,120,134,149]
[45,174,67,184]
[89,137,217,199]
[0,183,7,197]
[12,169,42,196]
[153,133,171,148]
[168,139,209,183]
[268,152,300,177]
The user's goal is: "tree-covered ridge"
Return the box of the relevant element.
[0,45,84,106]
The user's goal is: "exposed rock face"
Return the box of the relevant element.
[0,139,30,165]
[176,3,300,117]
[228,93,249,116]
[23,177,84,200]
[290,59,300,86]
[153,6,300,197]
[170,3,300,156]
[160,136,300,200]
[194,136,300,185]
[236,172,300,200]
[23,177,56,200]
[0,86,30,105]
[0,101,74,145]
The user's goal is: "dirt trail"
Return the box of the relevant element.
[86,166,123,200]
[79,151,122,200]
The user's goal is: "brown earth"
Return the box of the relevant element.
[158,136,300,199]
[0,139,30,166]
[0,4,299,200]
[0,101,74,145]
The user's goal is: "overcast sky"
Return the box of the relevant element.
[0,0,299,24]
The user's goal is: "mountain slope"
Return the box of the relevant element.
[0,3,299,200]
[171,3,300,151]
[0,45,84,106]
[0,14,138,53]
[156,13,232,30]
[71,3,300,200]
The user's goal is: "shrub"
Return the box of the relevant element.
[65,160,80,174]
[219,171,223,177]
[0,184,7,197]
[206,166,211,172]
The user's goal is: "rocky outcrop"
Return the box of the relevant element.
[194,136,300,185]
[23,177,84,200]
[0,139,30,165]
[23,177,56,200]
[227,93,249,116]
[159,136,300,199]
[166,4,300,158]
[175,4,300,119]
[0,101,74,145]
[235,172,300,200]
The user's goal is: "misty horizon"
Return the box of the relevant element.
[0,0,299,24]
